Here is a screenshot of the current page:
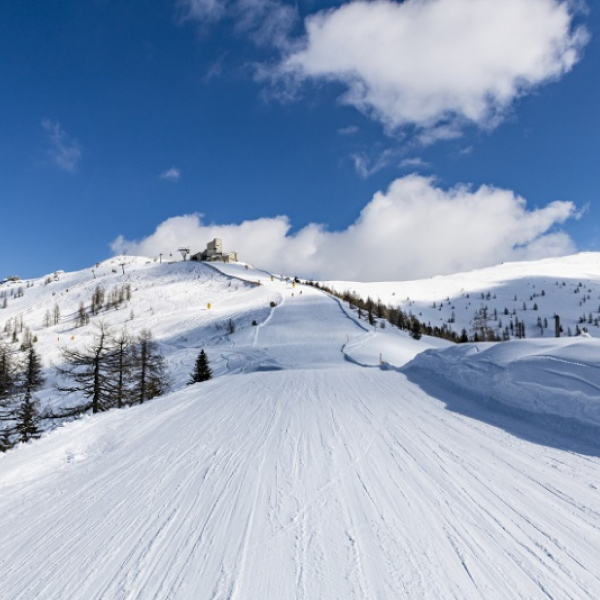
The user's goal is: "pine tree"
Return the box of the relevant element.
[53,303,61,325]
[76,302,89,328]
[367,307,376,326]
[20,327,33,352]
[15,395,40,443]
[0,428,13,452]
[0,343,16,405]
[91,285,105,315]
[189,349,212,384]
[106,329,133,408]
[131,330,168,404]
[22,347,44,400]
[56,321,115,414]
[410,318,422,340]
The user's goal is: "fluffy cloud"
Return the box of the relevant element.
[41,119,82,172]
[279,0,588,135]
[111,175,578,281]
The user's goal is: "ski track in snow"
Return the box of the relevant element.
[1,264,600,598]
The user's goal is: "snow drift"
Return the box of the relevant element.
[405,337,600,426]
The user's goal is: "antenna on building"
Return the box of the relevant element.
[178,247,190,261]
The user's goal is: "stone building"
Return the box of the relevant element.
[190,238,239,263]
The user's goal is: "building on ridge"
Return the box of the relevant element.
[190,238,239,263]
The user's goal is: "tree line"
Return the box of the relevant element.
[0,323,168,452]
[55,322,168,416]
[305,282,460,342]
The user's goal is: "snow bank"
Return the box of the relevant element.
[405,337,600,426]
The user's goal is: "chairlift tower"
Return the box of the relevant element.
[178,247,190,261]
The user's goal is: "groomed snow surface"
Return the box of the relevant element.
[1,256,600,599]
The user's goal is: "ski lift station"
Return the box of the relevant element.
[190,238,239,263]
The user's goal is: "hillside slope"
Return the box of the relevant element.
[1,260,600,599]
[325,252,600,340]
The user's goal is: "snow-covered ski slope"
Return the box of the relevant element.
[1,257,600,599]
[325,252,600,339]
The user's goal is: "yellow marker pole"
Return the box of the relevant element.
[207,302,212,309]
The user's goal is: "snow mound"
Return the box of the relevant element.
[405,337,600,426]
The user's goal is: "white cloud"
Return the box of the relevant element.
[203,53,229,81]
[338,125,359,136]
[278,0,588,135]
[41,119,82,172]
[160,167,182,182]
[177,0,296,47]
[351,148,399,178]
[399,157,429,170]
[235,0,297,48]
[176,0,226,24]
[111,175,578,281]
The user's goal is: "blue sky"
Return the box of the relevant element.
[1,0,599,281]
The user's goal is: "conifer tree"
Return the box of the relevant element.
[12,347,44,444]
[56,321,115,414]
[91,286,105,315]
[76,302,89,328]
[131,330,168,404]
[410,318,422,340]
[15,395,40,443]
[107,329,133,408]
[22,347,44,400]
[0,343,16,406]
[189,349,212,384]
[20,327,34,352]
[367,307,376,326]
[53,303,61,325]
[0,428,13,452]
